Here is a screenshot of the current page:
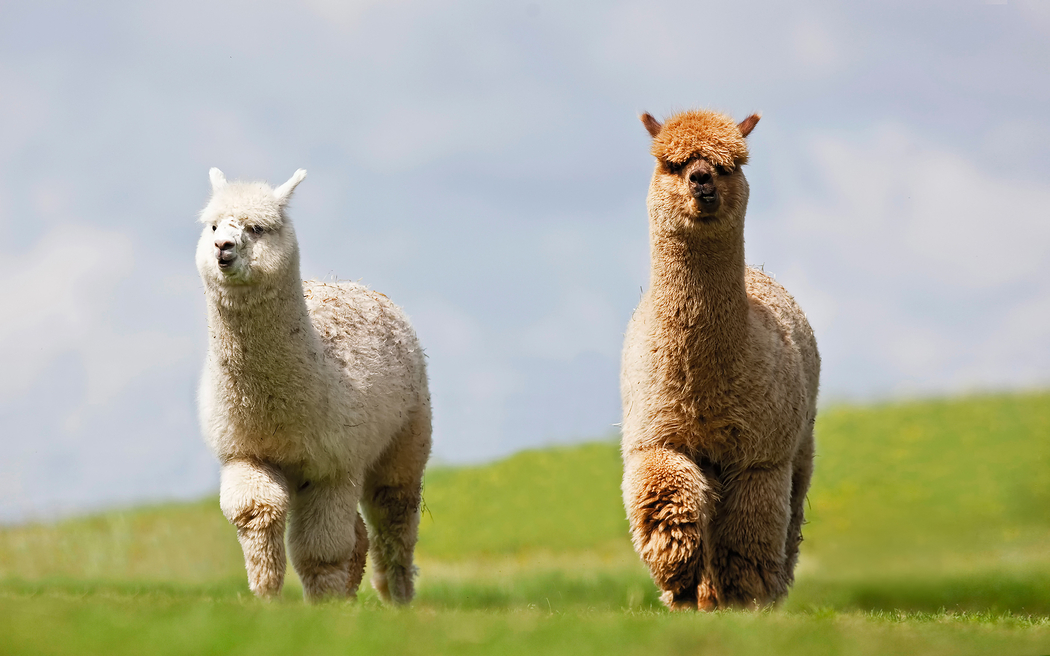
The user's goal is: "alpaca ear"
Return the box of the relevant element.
[641,113,663,138]
[209,168,227,192]
[738,113,761,137]
[274,169,307,203]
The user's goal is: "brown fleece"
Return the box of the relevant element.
[646,110,757,168]
[621,109,820,610]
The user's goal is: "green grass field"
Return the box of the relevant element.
[2,392,1050,654]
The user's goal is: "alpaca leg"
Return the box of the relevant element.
[709,464,793,608]
[219,460,291,599]
[362,409,432,605]
[622,447,717,610]
[287,477,362,602]
[346,512,369,598]
[784,430,814,578]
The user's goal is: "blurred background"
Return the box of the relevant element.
[1,0,1048,522]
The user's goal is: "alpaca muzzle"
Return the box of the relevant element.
[696,192,720,216]
[216,240,237,268]
[687,162,720,214]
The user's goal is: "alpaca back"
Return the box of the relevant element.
[740,267,820,459]
[744,268,819,409]
[303,279,429,437]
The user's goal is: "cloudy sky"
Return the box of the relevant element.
[1,0,1048,522]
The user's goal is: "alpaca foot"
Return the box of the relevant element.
[372,563,416,605]
[220,461,290,599]
[362,483,423,606]
[697,577,718,611]
[241,530,286,599]
[299,560,352,602]
[237,519,287,598]
[372,570,389,601]
[660,589,698,611]
[346,514,369,598]
[713,548,785,608]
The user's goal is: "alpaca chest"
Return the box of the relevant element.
[626,328,807,463]
[677,357,808,462]
[208,373,357,471]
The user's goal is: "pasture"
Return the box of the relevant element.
[2,392,1049,654]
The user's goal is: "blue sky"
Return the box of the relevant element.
[1,0,1048,521]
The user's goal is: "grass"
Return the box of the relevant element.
[2,391,1050,654]
[3,596,1049,656]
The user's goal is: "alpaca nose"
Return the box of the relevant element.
[686,162,718,208]
[215,240,237,267]
[689,170,712,186]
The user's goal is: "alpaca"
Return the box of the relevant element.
[620,110,820,610]
[196,168,431,603]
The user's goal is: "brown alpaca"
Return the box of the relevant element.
[620,109,820,610]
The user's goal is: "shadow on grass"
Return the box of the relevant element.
[417,570,665,611]
[420,572,1050,616]
[0,577,282,602]
[7,571,1050,617]
[790,572,1050,616]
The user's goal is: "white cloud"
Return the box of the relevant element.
[961,283,1050,388]
[790,18,849,76]
[0,64,55,164]
[0,225,129,394]
[764,263,840,335]
[301,0,391,32]
[905,152,1050,289]
[1,0,1049,520]
[779,125,1050,290]
[515,225,626,360]
[1018,0,1050,35]
[517,285,620,360]
[0,224,193,405]
[765,125,1050,394]
[412,296,483,358]
[410,295,520,461]
[350,86,565,172]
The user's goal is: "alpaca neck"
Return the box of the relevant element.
[205,269,322,391]
[648,225,749,380]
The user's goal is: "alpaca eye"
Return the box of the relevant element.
[663,160,684,174]
[251,225,265,235]
[715,165,731,176]
[211,225,217,232]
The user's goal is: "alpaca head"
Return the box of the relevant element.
[196,168,306,288]
[642,110,759,238]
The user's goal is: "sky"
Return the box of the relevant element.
[1,0,1048,522]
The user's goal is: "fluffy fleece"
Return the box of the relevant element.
[196,168,431,603]
[620,110,820,610]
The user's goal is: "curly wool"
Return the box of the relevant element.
[650,110,752,168]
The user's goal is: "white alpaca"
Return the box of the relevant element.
[196,168,432,603]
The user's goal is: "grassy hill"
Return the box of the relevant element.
[2,392,1050,654]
